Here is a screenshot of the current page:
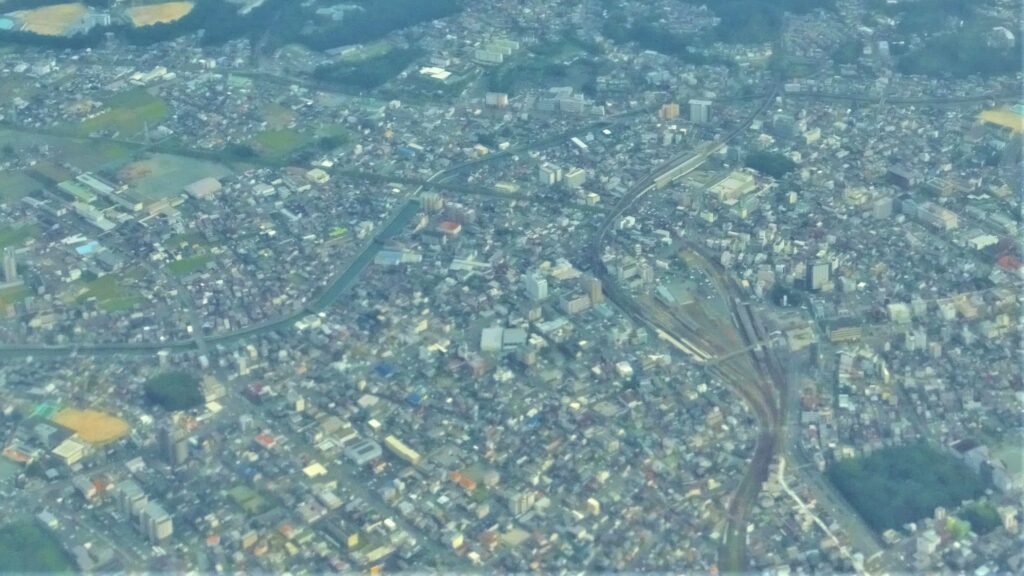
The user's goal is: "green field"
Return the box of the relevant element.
[0,128,134,172]
[336,40,393,63]
[0,171,42,204]
[261,102,295,129]
[117,152,233,203]
[77,88,169,138]
[74,274,142,312]
[0,520,74,573]
[168,254,213,277]
[250,129,313,161]
[0,283,30,308]
[0,223,38,249]
[228,485,269,514]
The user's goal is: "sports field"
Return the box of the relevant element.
[52,408,130,445]
[979,107,1024,134]
[10,3,86,36]
[127,1,194,27]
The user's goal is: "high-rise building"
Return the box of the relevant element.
[116,479,148,519]
[582,274,604,305]
[524,273,548,301]
[158,419,189,467]
[2,247,16,284]
[659,103,680,120]
[689,99,712,124]
[564,167,587,189]
[140,501,173,543]
[537,163,562,186]
[806,261,831,292]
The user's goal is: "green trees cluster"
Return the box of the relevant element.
[144,371,204,411]
[3,0,463,51]
[676,0,835,45]
[898,30,1022,78]
[313,48,423,91]
[745,151,796,179]
[961,501,1001,535]
[827,443,987,532]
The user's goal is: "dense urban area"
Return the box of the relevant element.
[0,0,1021,573]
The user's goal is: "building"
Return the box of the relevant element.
[524,273,548,301]
[689,99,712,124]
[806,261,831,292]
[140,501,173,543]
[916,201,959,231]
[659,103,680,120]
[484,92,509,108]
[158,419,189,467]
[2,247,16,284]
[184,177,222,200]
[564,167,587,189]
[582,274,604,305]
[559,293,591,315]
[384,435,422,466]
[344,438,383,466]
[116,479,148,519]
[538,162,562,185]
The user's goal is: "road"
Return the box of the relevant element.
[719,89,1019,106]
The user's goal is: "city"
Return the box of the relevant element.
[0,0,1021,573]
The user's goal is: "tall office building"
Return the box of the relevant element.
[537,162,562,186]
[689,99,712,124]
[2,247,16,284]
[564,167,587,189]
[116,479,148,519]
[582,274,604,305]
[806,261,831,292]
[140,501,173,543]
[158,418,189,467]
[524,273,548,301]
[659,102,680,120]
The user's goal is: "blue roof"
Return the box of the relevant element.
[75,241,99,255]
[374,362,396,378]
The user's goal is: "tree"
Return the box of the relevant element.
[745,151,796,179]
[144,371,204,411]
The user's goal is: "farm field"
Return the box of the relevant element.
[126,1,194,27]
